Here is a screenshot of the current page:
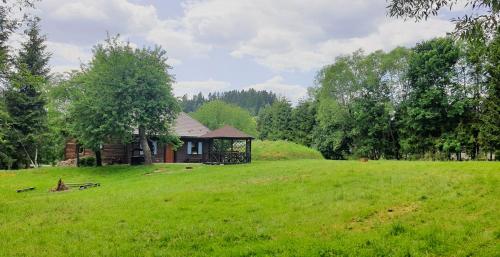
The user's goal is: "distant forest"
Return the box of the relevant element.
[179,89,277,115]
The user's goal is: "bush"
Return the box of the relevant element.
[79,156,96,167]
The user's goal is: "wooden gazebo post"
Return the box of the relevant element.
[246,139,251,163]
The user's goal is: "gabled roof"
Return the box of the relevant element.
[173,112,211,137]
[200,125,254,139]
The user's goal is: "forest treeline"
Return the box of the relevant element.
[180,89,277,115]
[256,36,499,160]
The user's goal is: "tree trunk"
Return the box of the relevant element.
[34,147,38,168]
[76,143,80,167]
[95,150,102,167]
[139,125,153,165]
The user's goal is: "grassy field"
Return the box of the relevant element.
[0,160,499,257]
[252,140,324,161]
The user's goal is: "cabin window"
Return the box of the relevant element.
[187,141,202,155]
[78,146,85,154]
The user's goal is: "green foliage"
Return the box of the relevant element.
[0,13,50,169]
[181,89,277,115]
[290,100,317,146]
[68,36,180,165]
[0,99,15,168]
[15,17,50,78]
[0,0,37,80]
[257,98,293,141]
[3,66,47,168]
[79,156,96,167]
[315,49,408,159]
[387,0,499,41]
[191,100,257,136]
[252,140,323,161]
[479,29,500,159]
[398,38,461,158]
[0,161,499,256]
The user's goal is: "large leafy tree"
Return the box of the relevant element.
[479,29,500,160]
[314,49,408,159]
[398,38,461,158]
[70,36,180,166]
[192,100,257,136]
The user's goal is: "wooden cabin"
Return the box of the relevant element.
[64,112,253,165]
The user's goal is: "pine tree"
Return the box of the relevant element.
[16,17,50,79]
[4,16,49,168]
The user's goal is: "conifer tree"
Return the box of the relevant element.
[4,17,49,168]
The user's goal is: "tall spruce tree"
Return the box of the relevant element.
[4,16,49,168]
[16,17,50,78]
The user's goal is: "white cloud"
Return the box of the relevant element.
[174,79,231,97]
[170,0,454,71]
[246,76,308,104]
[51,2,108,21]
[146,20,212,61]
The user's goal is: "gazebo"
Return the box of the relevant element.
[201,125,254,164]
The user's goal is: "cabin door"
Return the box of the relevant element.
[164,144,175,163]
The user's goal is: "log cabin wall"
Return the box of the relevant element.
[174,138,209,163]
[64,139,94,160]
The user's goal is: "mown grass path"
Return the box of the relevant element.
[1,160,499,256]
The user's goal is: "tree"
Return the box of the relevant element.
[0,0,36,83]
[4,16,50,168]
[4,67,46,168]
[180,89,277,115]
[69,36,180,166]
[290,100,317,147]
[479,29,500,160]
[0,97,15,168]
[387,0,500,40]
[256,98,293,141]
[16,17,50,78]
[256,105,273,140]
[314,49,407,159]
[398,38,461,159]
[192,100,257,136]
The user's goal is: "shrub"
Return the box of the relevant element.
[79,156,96,167]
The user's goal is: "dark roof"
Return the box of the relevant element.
[200,125,254,139]
[172,112,211,137]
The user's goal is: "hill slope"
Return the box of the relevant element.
[0,161,499,256]
[252,140,323,161]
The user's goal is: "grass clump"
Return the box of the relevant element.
[252,140,323,161]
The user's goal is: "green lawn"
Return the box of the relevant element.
[0,160,499,257]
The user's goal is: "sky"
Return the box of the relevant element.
[16,0,464,103]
